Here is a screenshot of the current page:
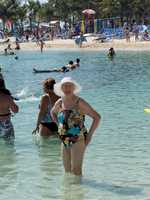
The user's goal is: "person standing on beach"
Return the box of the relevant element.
[0,79,19,141]
[132,22,139,41]
[124,27,130,42]
[51,77,100,176]
[33,78,59,137]
[39,39,45,53]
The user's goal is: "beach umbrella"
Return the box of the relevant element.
[82,9,96,15]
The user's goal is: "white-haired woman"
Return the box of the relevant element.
[51,77,100,176]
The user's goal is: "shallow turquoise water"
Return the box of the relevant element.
[0,49,150,199]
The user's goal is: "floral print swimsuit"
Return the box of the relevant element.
[57,98,87,148]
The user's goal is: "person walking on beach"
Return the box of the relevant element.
[0,80,19,141]
[39,39,45,53]
[51,77,100,176]
[33,78,59,137]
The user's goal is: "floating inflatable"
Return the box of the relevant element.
[33,68,69,73]
[33,68,55,73]
[144,108,150,113]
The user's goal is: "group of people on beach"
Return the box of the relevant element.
[0,69,100,176]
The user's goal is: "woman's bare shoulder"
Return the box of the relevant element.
[41,94,49,102]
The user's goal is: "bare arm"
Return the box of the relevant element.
[79,98,101,145]
[9,97,19,113]
[33,95,49,133]
[51,99,61,123]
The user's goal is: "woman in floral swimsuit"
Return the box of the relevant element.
[51,77,101,176]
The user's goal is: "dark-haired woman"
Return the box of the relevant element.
[0,81,19,140]
[33,78,59,137]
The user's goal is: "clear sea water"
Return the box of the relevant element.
[0,49,150,200]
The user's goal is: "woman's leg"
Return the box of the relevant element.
[61,144,71,173]
[71,138,86,176]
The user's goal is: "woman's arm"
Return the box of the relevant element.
[79,98,101,145]
[51,99,61,123]
[33,96,48,134]
[9,97,19,113]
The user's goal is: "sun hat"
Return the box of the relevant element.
[54,77,82,96]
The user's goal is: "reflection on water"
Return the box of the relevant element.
[61,174,86,200]
[82,178,144,196]
[34,136,62,199]
[0,140,17,192]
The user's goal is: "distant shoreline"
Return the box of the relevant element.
[1,37,150,52]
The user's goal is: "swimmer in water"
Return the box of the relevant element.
[108,48,116,60]
[67,61,76,70]
[15,56,18,60]
[74,58,80,67]
[33,59,80,73]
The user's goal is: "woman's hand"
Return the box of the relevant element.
[32,126,39,135]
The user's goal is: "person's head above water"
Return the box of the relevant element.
[76,58,80,64]
[109,47,114,51]
[69,61,74,65]
[54,77,81,97]
[43,78,56,93]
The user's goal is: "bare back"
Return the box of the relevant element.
[0,93,18,120]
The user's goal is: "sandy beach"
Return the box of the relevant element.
[1,37,150,52]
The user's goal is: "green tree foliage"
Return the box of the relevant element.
[0,0,150,24]
[0,0,21,21]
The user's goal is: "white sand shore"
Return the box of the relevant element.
[1,37,150,52]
